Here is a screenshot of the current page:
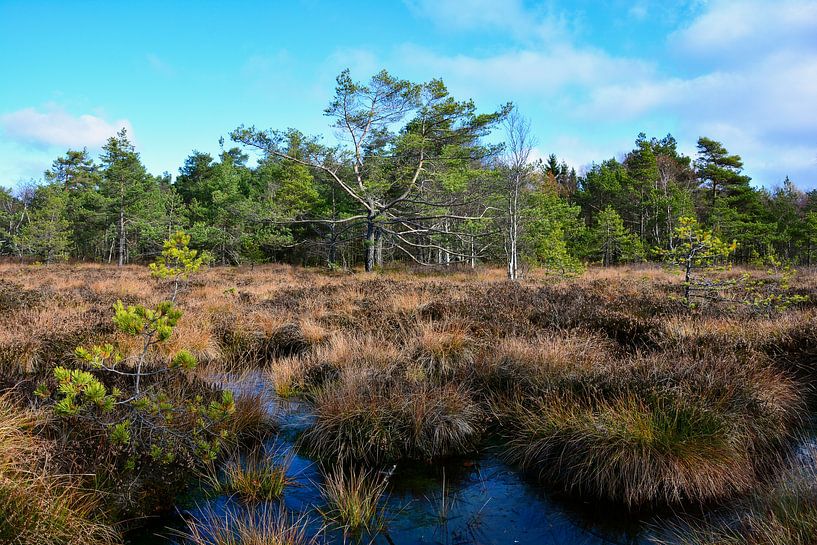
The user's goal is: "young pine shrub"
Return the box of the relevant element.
[318,467,389,535]
[149,229,211,302]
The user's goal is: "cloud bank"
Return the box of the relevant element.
[0,106,132,150]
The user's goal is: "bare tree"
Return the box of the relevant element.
[502,108,535,281]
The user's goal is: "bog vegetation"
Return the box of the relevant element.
[2,70,817,545]
[2,253,817,543]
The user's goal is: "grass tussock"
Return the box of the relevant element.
[178,504,314,545]
[206,450,293,503]
[0,395,119,545]
[497,354,803,506]
[302,369,484,463]
[227,390,275,440]
[653,451,817,545]
[266,357,305,398]
[412,321,475,380]
[318,468,388,535]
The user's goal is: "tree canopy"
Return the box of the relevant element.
[1,70,812,272]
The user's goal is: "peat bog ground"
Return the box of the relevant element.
[2,263,817,544]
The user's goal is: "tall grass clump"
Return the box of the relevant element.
[406,383,484,459]
[178,504,314,545]
[206,450,293,503]
[498,353,804,507]
[301,369,484,463]
[412,322,475,380]
[654,452,817,545]
[318,468,388,535]
[227,390,275,440]
[503,393,752,506]
[0,395,119,545]
[266,356,305,398]
[300,369,405,464]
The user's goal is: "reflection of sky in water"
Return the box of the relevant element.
[127,373,650,545]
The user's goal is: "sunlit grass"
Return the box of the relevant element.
[318,468,388,535]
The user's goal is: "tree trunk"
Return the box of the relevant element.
[364,216,376,272]
[375,226,383,268]
[117,204,125,267]
[507,179,519,280]
[328,228,338,268]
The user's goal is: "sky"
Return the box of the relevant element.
[1,0,816,189]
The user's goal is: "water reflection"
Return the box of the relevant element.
[126,373,651,545]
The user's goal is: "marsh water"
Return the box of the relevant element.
[126,373,656,545]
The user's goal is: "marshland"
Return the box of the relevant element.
[2,260,817,545]
[3,3,817,542]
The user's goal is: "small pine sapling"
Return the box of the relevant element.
[658,216,736,306]
[149,230,211,301]
[35,232,235,476]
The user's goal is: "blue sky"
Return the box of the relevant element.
[1,0,816,189]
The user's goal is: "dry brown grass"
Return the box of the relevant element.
[178,503,314,545]
[2,262,817,517]
[0,395,119,544]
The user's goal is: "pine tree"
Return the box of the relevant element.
[14,184,72,264]
[695,137,751,210]
[591,206,643,266]
[99,129,156,265]
[45,149,106,260]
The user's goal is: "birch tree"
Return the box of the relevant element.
[501,108,534,280]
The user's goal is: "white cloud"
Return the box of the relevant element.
[404,0,572,44]
[628,2,649,20]
[575,32,817,184]
[0,106,132,150]
[669,0,817,61]
[396,43,653,98]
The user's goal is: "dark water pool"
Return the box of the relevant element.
[126,374,653,545]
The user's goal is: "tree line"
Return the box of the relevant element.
[2,70,815,274]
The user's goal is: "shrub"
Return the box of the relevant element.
[149,230,211,301]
